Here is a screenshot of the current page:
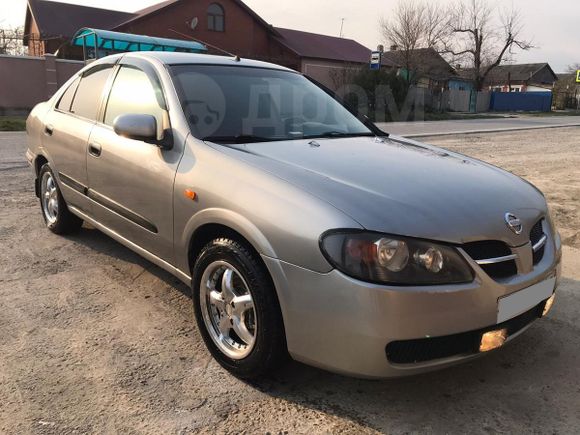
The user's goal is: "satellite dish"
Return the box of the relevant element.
[190,17,199,30]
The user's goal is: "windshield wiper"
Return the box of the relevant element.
[202,135,285,144]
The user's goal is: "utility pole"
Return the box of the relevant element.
[339,18,345,38]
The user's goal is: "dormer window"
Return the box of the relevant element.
[208,3,225,32]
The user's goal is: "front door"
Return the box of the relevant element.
[86,64,181,263]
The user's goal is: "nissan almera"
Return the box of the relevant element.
[25,52,561,378]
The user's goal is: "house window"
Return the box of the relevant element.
[208,3,225,32]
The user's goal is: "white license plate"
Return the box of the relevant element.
[497,277,556,323]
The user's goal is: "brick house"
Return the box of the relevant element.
[23,0,386,89]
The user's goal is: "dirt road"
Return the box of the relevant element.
[1,129,579,434]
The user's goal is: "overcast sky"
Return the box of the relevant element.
[3,0,578,72]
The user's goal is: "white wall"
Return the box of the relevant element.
[526,85,553,93]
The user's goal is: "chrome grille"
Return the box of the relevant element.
[530,219,546,265]
[462,218,547,280]
[462,241,518,279]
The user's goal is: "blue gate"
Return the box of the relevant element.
[489,92,552,112]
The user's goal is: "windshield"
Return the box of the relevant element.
[170,65,374,143]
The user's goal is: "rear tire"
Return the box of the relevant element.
[192,237,287,379]
[38,163,83,235]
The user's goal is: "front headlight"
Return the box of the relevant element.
[320,231,474,285]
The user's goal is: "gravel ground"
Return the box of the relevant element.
[1,129,579,434]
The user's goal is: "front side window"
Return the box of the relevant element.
[171,65,373,143]
[104,66,165,130]
[56,77,80,112]
[208,3,225,32]
[70,66,112,120]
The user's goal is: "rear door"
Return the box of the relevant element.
[42,65,114,213]
[86,60,180,263]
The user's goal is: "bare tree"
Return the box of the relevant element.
[0,26,27,56]
[422,3,449,51]
[380,1,425,84]
[443,0,533,91]
[567,63,580,73]
[380,1,449,84]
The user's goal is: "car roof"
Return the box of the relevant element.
[88,51,295,72]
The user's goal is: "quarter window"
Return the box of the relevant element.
[104,66,165,131]
[70,66,112,120]
[208,3,225,32]
[56,77,80,112]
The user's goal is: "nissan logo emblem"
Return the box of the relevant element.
[505,213,523,235]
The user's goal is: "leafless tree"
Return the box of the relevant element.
[380,1,449,84]
[0,26,27,56]
[443,0,533,91]
[422,3,449,51]
[380,1,426,83]
[567,63,580,73]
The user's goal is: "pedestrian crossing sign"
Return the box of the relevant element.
[576,70,580,83]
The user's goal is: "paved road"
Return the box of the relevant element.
[377,115,580,137]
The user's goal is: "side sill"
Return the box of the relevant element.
[68,205,191,286]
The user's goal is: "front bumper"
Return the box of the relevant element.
[263,233,562,379]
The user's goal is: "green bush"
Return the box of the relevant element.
[0,117,26,131]
[341,68,409,122]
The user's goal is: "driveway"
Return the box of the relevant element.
[1,130,579,434]
[377,115,580,137]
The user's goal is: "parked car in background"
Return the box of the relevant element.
[25,52,561,379]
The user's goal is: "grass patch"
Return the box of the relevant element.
[0,117,26,131]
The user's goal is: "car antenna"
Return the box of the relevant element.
[168,28,241,61]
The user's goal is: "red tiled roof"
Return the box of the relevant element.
[275,27,397,66]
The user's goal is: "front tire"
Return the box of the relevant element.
[38,163,83,234]
[192,238,286,379]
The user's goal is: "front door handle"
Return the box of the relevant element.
[88,142,102,157]
[44,124,54,136]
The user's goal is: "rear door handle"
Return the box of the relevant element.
[88,142,102,157]
[44,124,54,136]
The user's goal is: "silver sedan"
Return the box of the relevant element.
[25,52,562,378]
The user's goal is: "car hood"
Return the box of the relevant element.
[211,135,547,246]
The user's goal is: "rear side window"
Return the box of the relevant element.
[70,66,112,120]
[104,66,165,128]
[56,77,80,112]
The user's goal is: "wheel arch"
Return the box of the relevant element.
[35,154,49,175]
[188,223,260,272]
[33,154,49,197]
[182,208,277,273]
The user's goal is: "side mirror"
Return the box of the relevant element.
[113,114,158,142]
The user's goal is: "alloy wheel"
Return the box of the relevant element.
[41,171,59,224]
[199,260,257,359]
